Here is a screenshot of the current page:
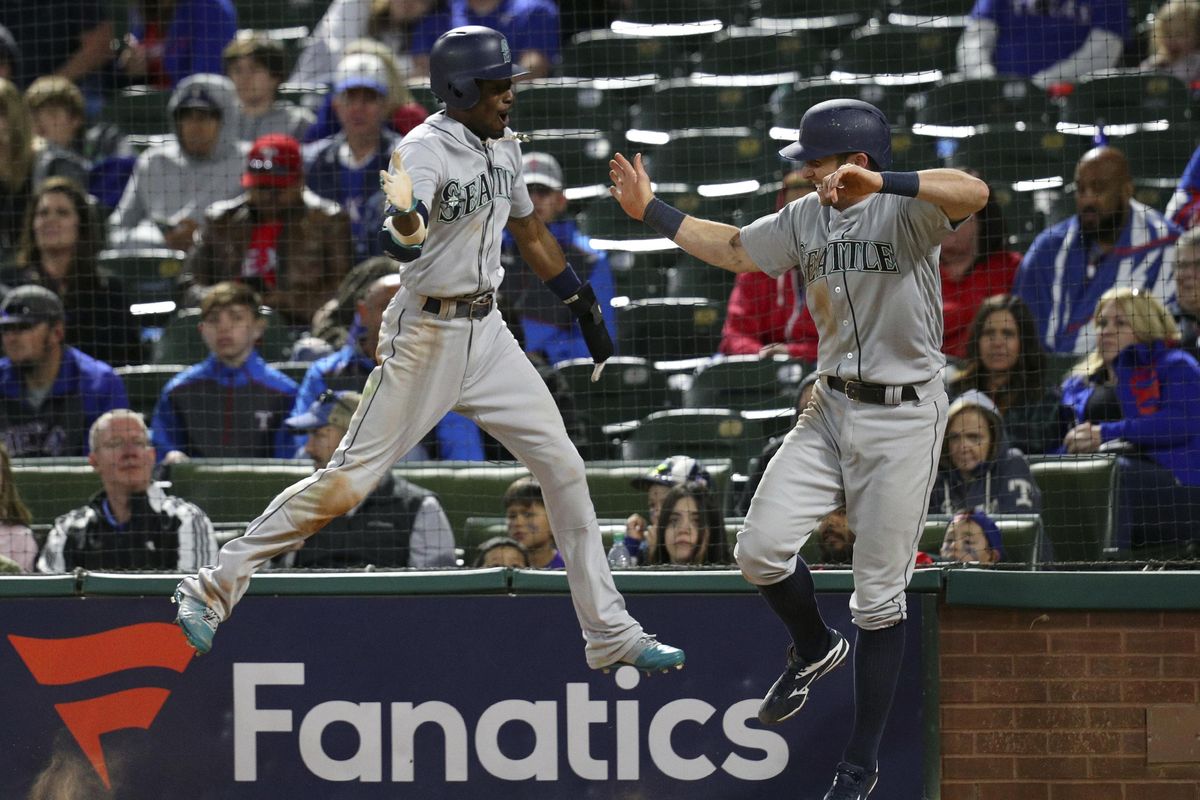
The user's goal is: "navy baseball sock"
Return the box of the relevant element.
[843,620,906,772]
[757,564,831,663]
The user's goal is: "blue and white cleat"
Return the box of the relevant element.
[604,634,686,674]
[173,586,220,655]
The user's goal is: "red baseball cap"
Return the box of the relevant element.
[243,134,302,188]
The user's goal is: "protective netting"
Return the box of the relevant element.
[0,0,1197,574]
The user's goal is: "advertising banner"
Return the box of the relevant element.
[1,593,925,798]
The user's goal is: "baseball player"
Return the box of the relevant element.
[173,25,684,675]
[609,99,988,799]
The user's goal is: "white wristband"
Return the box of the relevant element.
[386,213,427,246]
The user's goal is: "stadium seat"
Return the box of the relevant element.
[1131,178,1180,213]
[682,355,808,411]
[771,79,917,132]
[578,196,673,246]
[167,460,312,525]
[829,23,959,79]
[944,128,1088,185]
[616,297,725,360]
[694,27,820,77]
[1028,454,1119,562]
[513,81,627,134]
[97,249,185,309]
[1106,127,1200,182]
[11,459,101,526]
[115,364,186,418]
[631,78,776,132]
[561,30,690,80]
[552,356,670,444]
[405,83,441,113]
[614,408,793,474]
[614,0,732,25]
[753,0,880,39]
[885,0,976,27]
[102,86,171,137]
[152,307,296,364]
[987,183,1046,251]
[665,253,737,301]
[235,0,325,33]
[517,130,624,191]
[921,513,1046,567]
[1058,70,1193,131]
[910,76,1056,131]
[642,130,778,188]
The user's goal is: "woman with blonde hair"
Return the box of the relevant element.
[1060,287,1200,554]
[0,442,37,573]
[1141,0,1200,87]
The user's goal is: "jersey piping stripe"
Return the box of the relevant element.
[841,270,865,382]
[476,148,495,296]
[900,398,945,605]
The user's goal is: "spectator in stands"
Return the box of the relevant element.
[815,506,854,566]
[8,177,142,367]
[36,409,217,572]
[444,0,562,78]
[500,152,616,364]
[289,0,447,85]
[504,476,562,568]
[956,0,1127,88]
[0,78,34,263]
[186,133,354,327]
[0,286,128,457]
[276,389,456,568]
[930,390,1042,516]
[626,455,712,564]
[120,0,238,89]
[939,174,1020,359]
[1172,227,1200,357]
[1140,0,1200,87]
[1014,146,1179,354]
[734,371,820,516]
[0,25,17,83]
[1060,286,1200,551]
[310,255,396,347]
[152,282,298,463]
[939,510,1004,565]
[223,35,316,144]
[0,441,36,572]
[292,273,486,460]
[1167,143,1200,230]
[474,535,530,567]
[0,0,114,89]
[108,74,244,253]
[718,170,818,362]
[303,53,399,263]
[648,480,730,566]
[302,39,432,144]
[950,294,1068,455]
[23,78,91,191]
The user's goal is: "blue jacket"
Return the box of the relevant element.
[294,343,485,461]
[0,347,128,457]
[128,0,238,87]
[152,350,297,461]
[1013,201,1179,354]
[303,130,401,263]
[434,0,561,62]
[1061,341,1200,486]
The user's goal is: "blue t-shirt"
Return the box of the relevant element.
[413,0,560,62]
[969,0,1128,77]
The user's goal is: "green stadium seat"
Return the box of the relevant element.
[1058,70,1193,130]
[103,85,171,136]
[97,249,185,308]
[115,364,186,418]
[166,460,313,524]
[405,83,441,114]
[512,81,627,134]
[885,0,976,26]
[152,307,296,364]
[829,23,959,78]
[682,355,808,411]
[1131,178,1179,213]
[771,79,917,132]
[631,78,775,132]
[561,30,690,80]
[921,513,1046,567]
[910,76,1055,131]
[11,459,101,526]
[1027,454,1119,562]
[616,0,732,25]
[614,408,792,473]
[616,297,725,360]
[695,28,820,77]
[1107,127,1200,182]
[754,0,880,38]
[552,356,669,431]
[888,127,940,171]
[642,130,778,188]
[944,128,1088,186]
[517,130,624,191]
[666,254,737,301]
[988,183,1046,252]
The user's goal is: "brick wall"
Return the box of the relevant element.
[939,605,1200,799]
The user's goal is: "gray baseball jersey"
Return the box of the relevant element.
[393,112,534,298]
[740,192,951,386]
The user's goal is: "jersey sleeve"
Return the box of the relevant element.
[399,139,440,210]
[509,148,535,219]
[897,194,954,248]
[739,202,806,278]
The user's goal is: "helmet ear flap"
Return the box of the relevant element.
[448,75,479,109]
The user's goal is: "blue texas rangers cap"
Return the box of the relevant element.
[286,390,362,432]
[333,53,389,96]
[0,285,65,328]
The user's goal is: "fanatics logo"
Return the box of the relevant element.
[8,623,196,788]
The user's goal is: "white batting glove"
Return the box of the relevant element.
[380,150,416,214]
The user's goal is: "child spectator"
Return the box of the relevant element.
[152,281,298,463]
[503,476,562,569]
[626,455,712,563]
[648,481,731,566]
[474,535,530,568]
[940,510,1005,565]
[1140,0,1200,87]
[23,78,91,191]
[223,34,316,144]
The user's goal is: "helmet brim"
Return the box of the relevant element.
[476,61,530,82]
[779,140,832,162]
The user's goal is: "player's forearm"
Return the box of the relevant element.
[912,168,990,221]
[668,214,759,274]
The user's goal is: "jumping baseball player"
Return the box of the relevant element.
[609,100,988,799]
[174,25,685,675]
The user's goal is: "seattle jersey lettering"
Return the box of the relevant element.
[438,165,518,223]
[801,240,900,284]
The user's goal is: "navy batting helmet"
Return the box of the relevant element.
[780,98,892,170]
[429,26,529,110]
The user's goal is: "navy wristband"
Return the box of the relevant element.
[879,171,920,198]
[546,264,585,301]
[642,197,686,239]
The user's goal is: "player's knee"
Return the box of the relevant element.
[851,601,907,630]
[734,536,792,585]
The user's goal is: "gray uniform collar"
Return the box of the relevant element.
[428,111,507,152]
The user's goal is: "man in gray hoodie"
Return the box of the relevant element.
[107,74,245,253]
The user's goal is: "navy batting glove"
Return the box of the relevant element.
[565,283,614,365]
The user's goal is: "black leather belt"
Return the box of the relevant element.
[826,376,918,405]
[421,294,493,320]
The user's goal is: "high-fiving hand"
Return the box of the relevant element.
[380,150,416,213]
[609,152,654,220]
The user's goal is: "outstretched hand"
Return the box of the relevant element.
[380,150,416,213]
[608,152,654,220]
[816,163,883,207]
